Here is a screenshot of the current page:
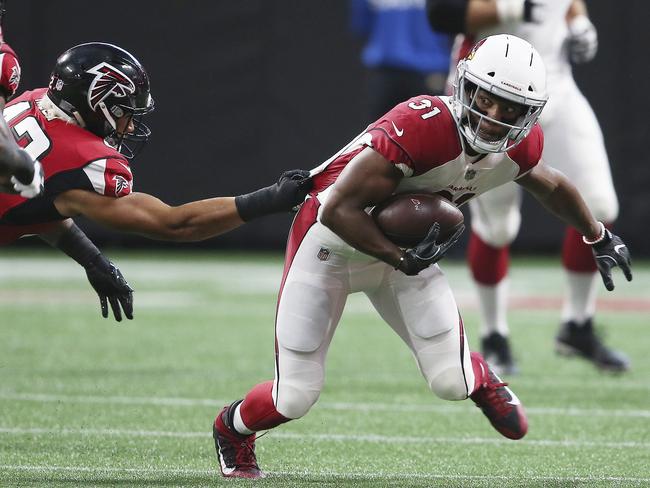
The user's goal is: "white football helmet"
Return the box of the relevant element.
[451,34,548,153]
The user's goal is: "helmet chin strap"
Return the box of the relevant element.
[98,101,117,131]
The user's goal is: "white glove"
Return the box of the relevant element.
[11,160,44,198]
[568,15,598,64]
[495,0,547,24]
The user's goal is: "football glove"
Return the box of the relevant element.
[495,0,548,24]
[235,169,313,221]
[397,222,465,276]
[11,159,44,198]
[567,15,598,64]
[0,41,20,98]
[590,229,632,291]
[85,254,134,322]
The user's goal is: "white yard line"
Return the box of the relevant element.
[1,391,649,418]
[0,426,648,450]
[0,463,649,483]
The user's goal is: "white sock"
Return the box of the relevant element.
[233,404,255,435]
[476,279,510,337]
[561,271,598,324]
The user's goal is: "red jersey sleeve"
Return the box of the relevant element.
[366,96,462,176]
[508,124,544,177]
[82,158,133,197]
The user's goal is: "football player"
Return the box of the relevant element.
[212,35,631,478]
[426,0,626,373]
[0,42,312,321]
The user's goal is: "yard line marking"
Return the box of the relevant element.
[0,464,649,483]
[1,391,649,418]
[1,426,648,450]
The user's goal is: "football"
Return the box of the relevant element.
[371,193,464,248]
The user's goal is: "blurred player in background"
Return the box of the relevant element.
[212,35,632,479]
[0,42,312,320]
[349,0,452,121]
[426,0,626,373]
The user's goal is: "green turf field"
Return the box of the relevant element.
[1,250,648,487]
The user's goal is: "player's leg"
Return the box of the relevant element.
[366,264,527,439]
[468,182,522,374]
[213,205,351,478]
[542,81,627,372]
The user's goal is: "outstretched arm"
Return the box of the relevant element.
[517,161,632,290]
[39,219,134,321]
[52,170,312,242]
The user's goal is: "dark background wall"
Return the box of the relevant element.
[7,1,650,255]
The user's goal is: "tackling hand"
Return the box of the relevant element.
[567,15,598,64]
[397,222,465,276]
[85,254,134,322]
[590,229,632,291]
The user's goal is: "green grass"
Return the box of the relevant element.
[1,250,649,487]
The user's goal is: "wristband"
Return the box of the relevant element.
[568,14,592,36]
[495,0,524,22]
[582,221,606,245]
[235,186,275,222]
[56,224,102,267]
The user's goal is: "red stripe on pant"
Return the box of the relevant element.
[240,196,321,432]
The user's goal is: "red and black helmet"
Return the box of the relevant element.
[47,42,154,157]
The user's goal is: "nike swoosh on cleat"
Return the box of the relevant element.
[506,387,521,406]
[391,120,404,137]
[614,244,626,254]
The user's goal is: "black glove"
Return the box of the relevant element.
[85,254,134,321]
[397,222,465,276]
[235,169,313,221]
[591,229,633,291]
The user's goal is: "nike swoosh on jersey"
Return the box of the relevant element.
[391,120,404,137]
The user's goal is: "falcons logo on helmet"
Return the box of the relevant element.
[86,62,135,111]
[113,174,132,196]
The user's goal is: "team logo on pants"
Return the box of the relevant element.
[465,169,477,180]
[317,248,330,261]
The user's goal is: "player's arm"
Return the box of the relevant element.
[565,0,597,63]
[52,170,312,241]
[427,0,544,35]
[38,219,133,321]
[320,147,405,267]
[517,161,632,290]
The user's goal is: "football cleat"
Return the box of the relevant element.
[481,332,519,376]
[470,352,528,440]
[555,319,630,372]
[212,400,264,479]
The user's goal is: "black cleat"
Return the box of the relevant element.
[556,319,630,372]
[482,332,519,375]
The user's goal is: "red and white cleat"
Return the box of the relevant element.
[470,352,528,440]
[212,401,265,479]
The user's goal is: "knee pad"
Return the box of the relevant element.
[427,365,469,401]
[275,355,324,419]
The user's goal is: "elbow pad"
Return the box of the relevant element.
[426,0,469,35]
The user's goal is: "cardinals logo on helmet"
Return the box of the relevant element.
[113,174,132,196]
[86,62,135,111]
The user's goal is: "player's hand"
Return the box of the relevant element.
[276,169,313,211]
[397,222,465,276]
[11,160,44,198]
[496,0,548,24]
[567,15,598,64]
[0,41,21,98]
[591,230,632,291]
[85,254,134,322]
[235,169,313,221]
